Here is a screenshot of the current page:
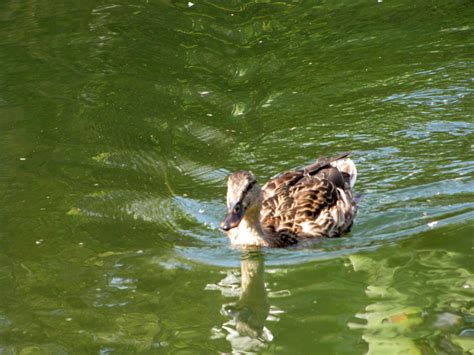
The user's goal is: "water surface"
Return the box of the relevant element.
[0,0,473,353]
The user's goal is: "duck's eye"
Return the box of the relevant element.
[233,205,241,214]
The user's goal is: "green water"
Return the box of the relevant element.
[1,0,473,353]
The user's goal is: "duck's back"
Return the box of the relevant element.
[260,154,357,241]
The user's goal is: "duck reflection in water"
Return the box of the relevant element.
[209,251,282,352]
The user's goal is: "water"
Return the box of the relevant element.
[0,0,473,353]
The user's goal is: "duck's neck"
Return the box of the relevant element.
[230,208,270,247]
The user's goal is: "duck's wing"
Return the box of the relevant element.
[261,152,351,201]
[290,176,356,237]
[261,153,357,239]
[297,152,351,176]
[260,171,300,236]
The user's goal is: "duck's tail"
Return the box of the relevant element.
[331,156,357,189]
[298,152,357,189]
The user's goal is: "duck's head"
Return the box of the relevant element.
[221,171,262,231]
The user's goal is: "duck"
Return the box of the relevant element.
[220,152,358,247]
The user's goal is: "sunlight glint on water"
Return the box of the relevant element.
[0,0,473,353]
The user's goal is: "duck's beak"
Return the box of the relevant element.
[220,205,245,231]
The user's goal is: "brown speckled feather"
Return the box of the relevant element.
[260,153,357,242]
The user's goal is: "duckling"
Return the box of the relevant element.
[221,153,358,247]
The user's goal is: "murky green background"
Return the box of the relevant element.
[1,0,473,353]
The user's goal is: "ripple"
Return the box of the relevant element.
[2,0,474,352]
[174,156,229,186]
[384,86,473,108]
[91,150,167,177]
